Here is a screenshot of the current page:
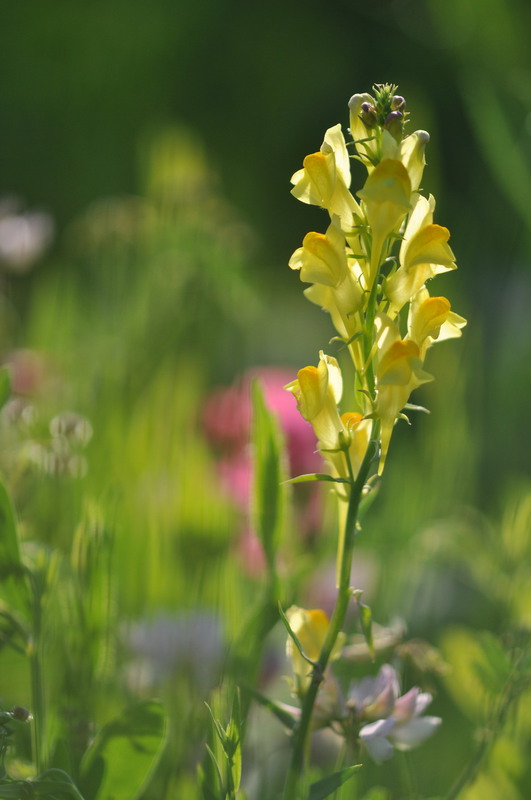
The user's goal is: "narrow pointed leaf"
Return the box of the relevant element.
[308,764,361,800]
[0,368,11,411]
[282,473,349,485]
[0,478,31,619]
[251,380,285,569]
[243,685,297,731]
[357,599,375,661]
[278,603,315,667]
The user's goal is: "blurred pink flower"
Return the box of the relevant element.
[203,367,320,473]
[202,367,323,570]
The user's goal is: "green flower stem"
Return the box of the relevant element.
[282,429,377,800]
[362,252,383,401]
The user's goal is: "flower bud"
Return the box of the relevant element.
[11,706,32,722]
[384,111,404,141]
[360,102,377,128]
[391,95,406,112]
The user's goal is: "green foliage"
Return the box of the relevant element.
[202,691,244,800]
[79,701,167,800]
[307,764,361,800]
[250,380,286,574]
[0,477,31,626]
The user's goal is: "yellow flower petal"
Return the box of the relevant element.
[289,222,348,288]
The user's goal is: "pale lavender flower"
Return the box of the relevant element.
[349,664,441,762]
[347,663,399,721]
[124,611,225,693]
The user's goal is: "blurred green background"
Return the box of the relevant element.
[2,0,531,486]
[0,1,531,798]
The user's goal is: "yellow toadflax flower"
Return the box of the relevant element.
[285,351,344,452]
[385,194,456,312]
[286,606,344,697]
[289,219,349,288]
[290,124,361,231]
[407,287,467,358]
[357,159,412,287]
[374,313,433,473]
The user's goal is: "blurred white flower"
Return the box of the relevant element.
[0,197,54,273]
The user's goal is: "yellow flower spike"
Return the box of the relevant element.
[348,92,377,167]
[291,124,361,230]
[341,412,372,480]
[289,221,349,288]
[408,295,451,348]
[375,339,433,473]
[404,224,455,268]
[357,159,412,285]
[321,124,352,186]
[303,252,364,329]
[385,194,456,311]
[408,288,467,356]
[286,606,345,695]
[301,152,335,203]
[378,340,423,386]
[286,352,344,451]
[399,130,430,191]
[296,365,325,420]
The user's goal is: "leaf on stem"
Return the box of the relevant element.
[356,596,375,661]
[0,369,11,412]
[282,473,349,485]
[251,379,286,572]
[79,700,167,800]
[308,764,361,800]
[0,478,31,620]
[242,685,297,731]
[278,603,316,668]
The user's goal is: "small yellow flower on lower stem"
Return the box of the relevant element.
[286,606,344,698]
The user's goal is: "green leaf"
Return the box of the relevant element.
[0,770,85,798]
[79,701,167,800]
[204,745,224,796]
[226,691,242,792]
[0,369,11,412]
[251,380,285,570]
[473,632,512,695]
[282,473,349,485]
[356,599,375,661]
[0,478,31,619]
[243,685,297,731]
[360,789,390,800]
[308,764,361,800]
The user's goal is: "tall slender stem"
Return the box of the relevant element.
[282,432,377,799]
